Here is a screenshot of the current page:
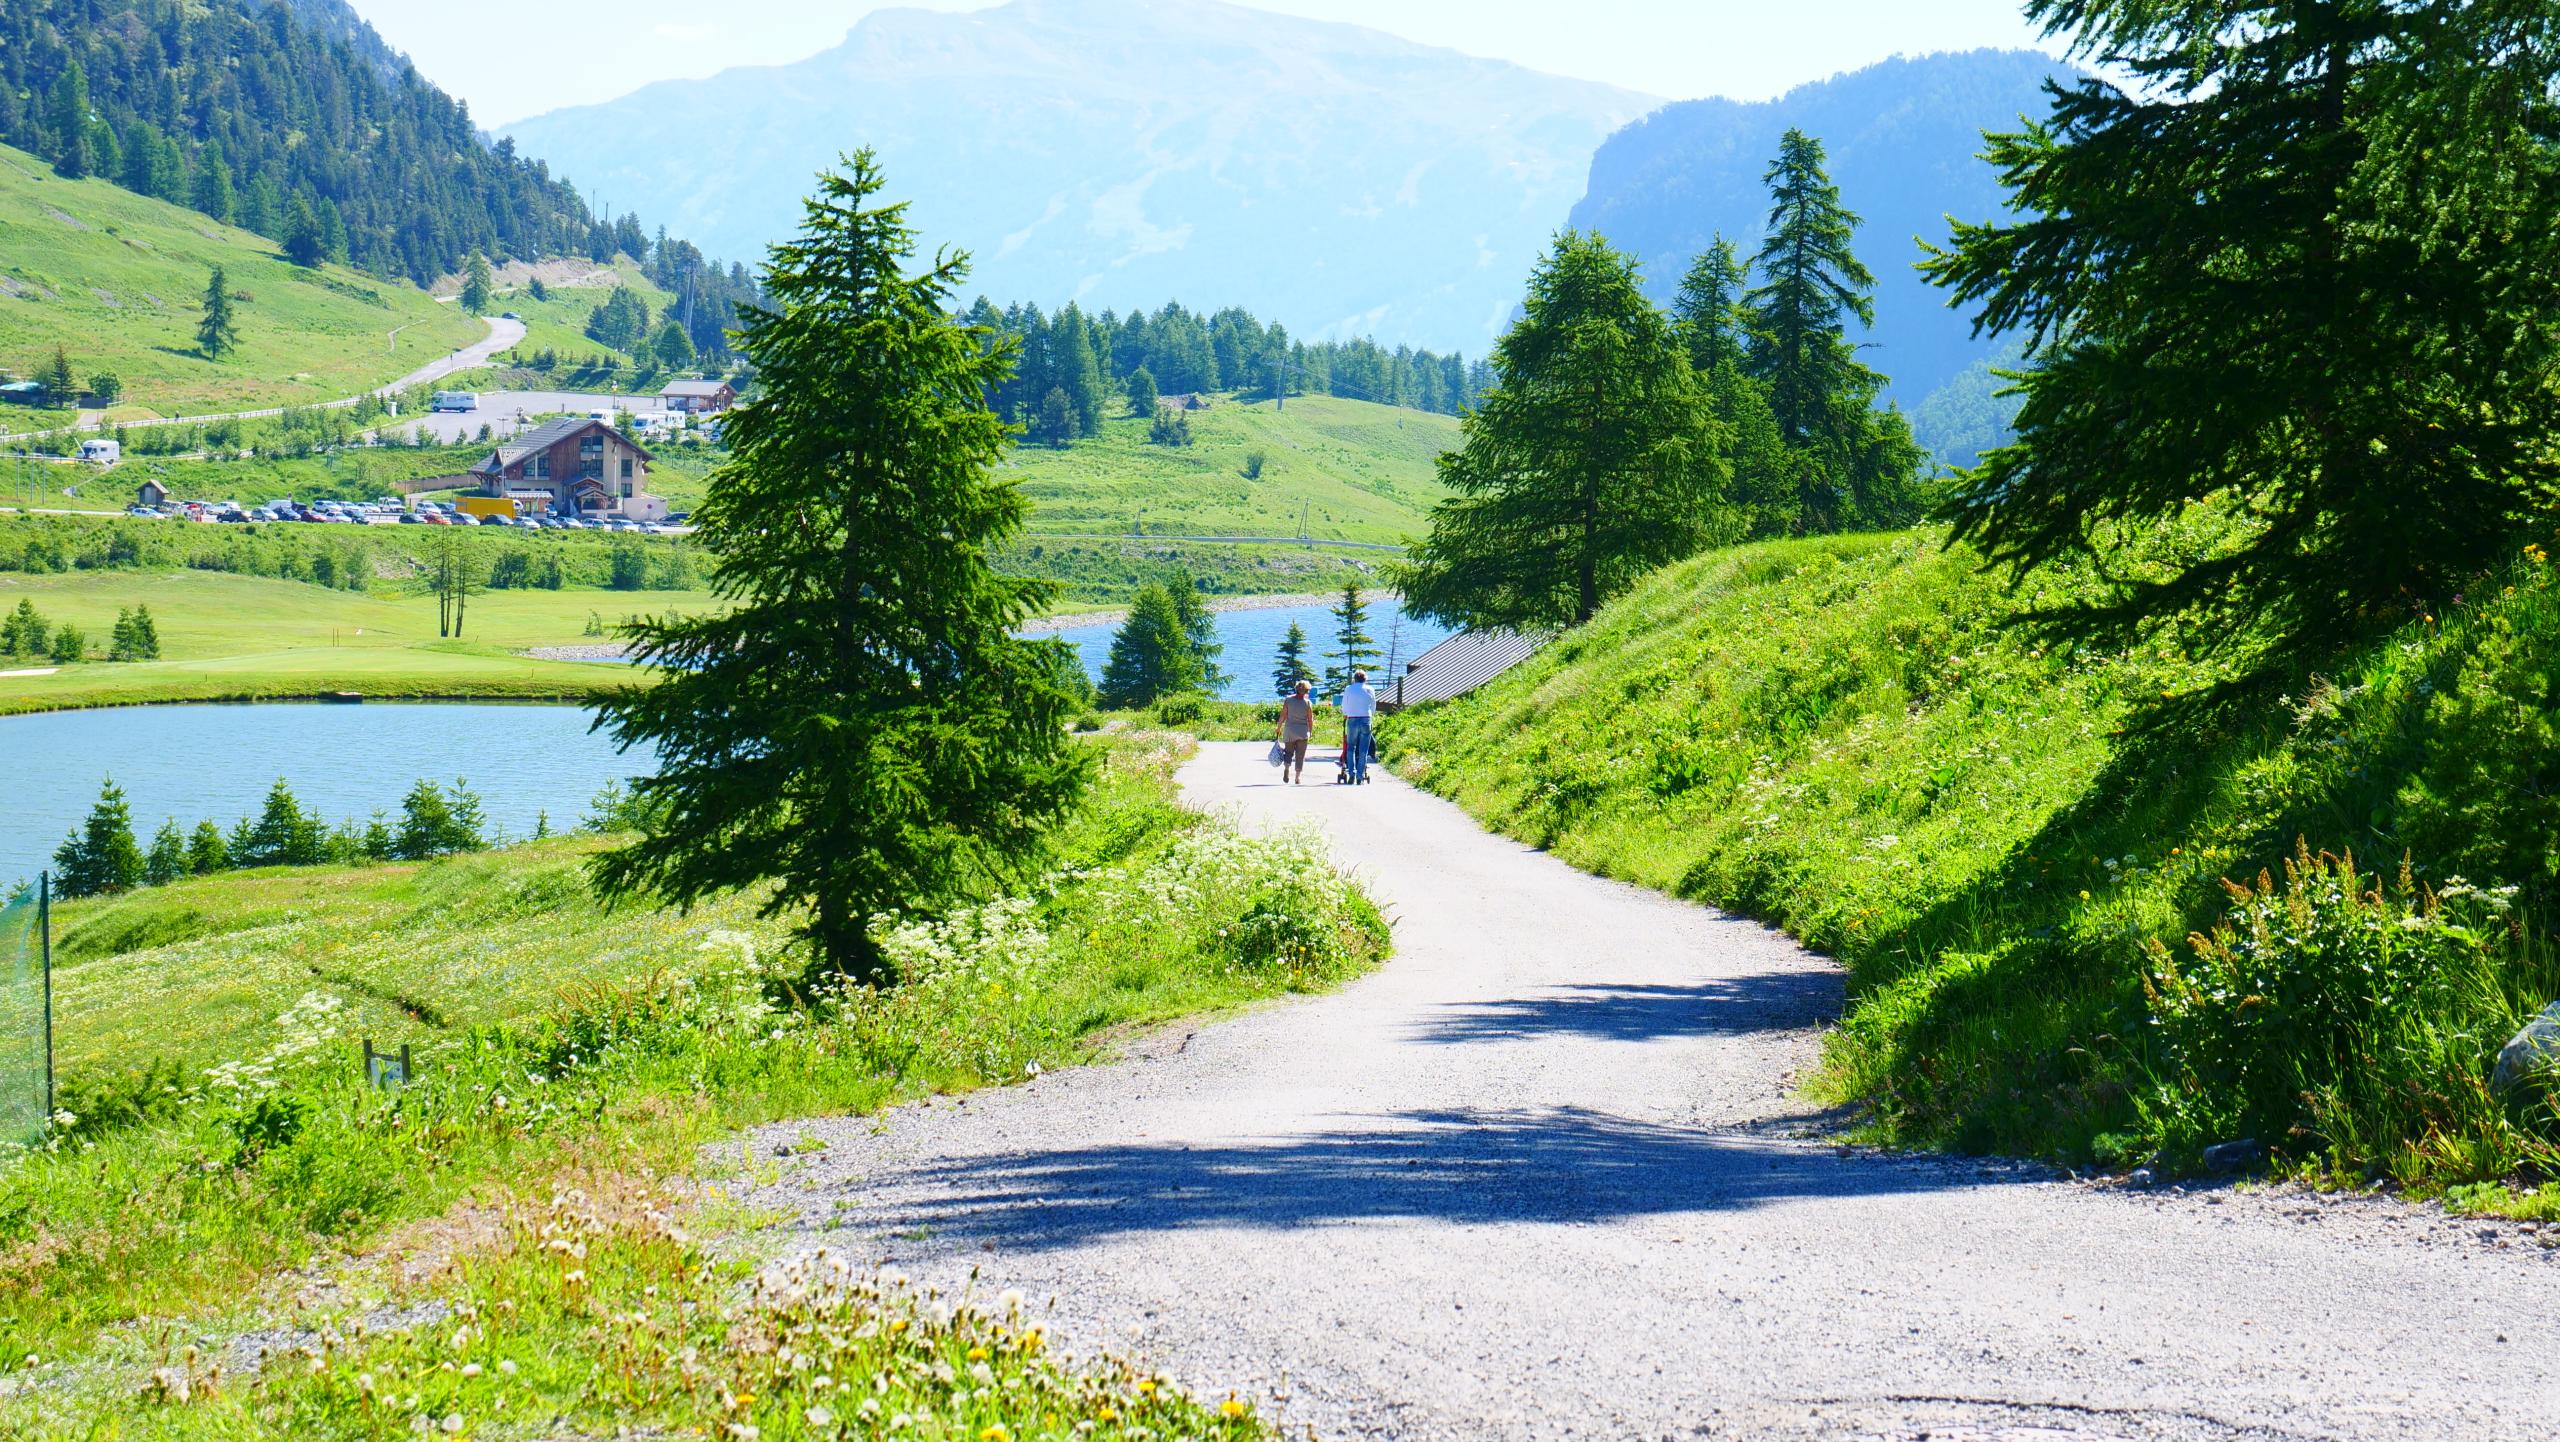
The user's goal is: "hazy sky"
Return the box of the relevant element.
[348,1,2064,128]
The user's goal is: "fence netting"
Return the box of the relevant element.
[0,879,47,1146]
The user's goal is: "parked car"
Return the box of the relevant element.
[477,514,511,526]
[397,513,423,524]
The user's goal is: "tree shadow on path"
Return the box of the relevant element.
[836,1106,2024,1253]
[1410,974,1843,1045]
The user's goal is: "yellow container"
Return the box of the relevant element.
[455,496,517,520]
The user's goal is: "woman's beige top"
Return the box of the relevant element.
[1280,695,1315,741]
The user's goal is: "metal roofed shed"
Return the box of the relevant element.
[1386,629,1548,709]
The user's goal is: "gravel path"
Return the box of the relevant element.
[753,743,2560,1442]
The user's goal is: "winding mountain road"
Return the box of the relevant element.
[756,743,2558,1441]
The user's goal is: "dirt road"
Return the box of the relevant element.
[757,742,2558,1441]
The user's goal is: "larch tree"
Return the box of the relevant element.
[197,266,239,359]
[1746,129,1924,533]
[460,254,494,313]
[589,150,1090,985]
[1398,232,1726,630]
[1676,235,1800,538]
[1672,236,1752,376]
[1923,0,2560,672]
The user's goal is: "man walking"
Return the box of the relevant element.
[1339,668,1377,785]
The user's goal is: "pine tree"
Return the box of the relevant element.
[461,254,494,314]
[41,347,76,405]
[109,607,143,661]
[1098,584,1202,708]
[284,193,325,267]
[1125,365,1159,418]
[48,623,86,664]
[652,318,696,371]
[1,599,47,656]
[186,820,229,875]
[1167,577,1226,694]
[48,61,92,179]
[53,780,144,898]
[197,266,240,359]
[1271,619,1317,698]
[192,138,235,224]
[1322,583,1382,695]
[1034,386,1076,448]
[591,150,1089,985]
[235,779,326,868]
[1673,237,1751,375]
[1923,0,2560,673]
[143,819,189,888]
[128,604,159,659]
[1744,129,1923,533]
[1399,232,1726,630]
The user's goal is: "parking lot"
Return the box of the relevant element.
[125,494,688,535]
[396,389,683,445]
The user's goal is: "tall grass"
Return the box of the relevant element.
[1387,527,2560,1190]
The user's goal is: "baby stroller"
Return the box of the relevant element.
[1333,728,1373,785]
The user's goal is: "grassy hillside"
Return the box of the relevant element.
[1008,394,1455,544]
[0,733,1380,1437]
[0,143,484,422]
[479,260,681,375]
[0,569,713,713]
[1387,529,2560,1201]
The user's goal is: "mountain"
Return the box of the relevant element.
[1568,50,2076,419]
[500,0,1658,354]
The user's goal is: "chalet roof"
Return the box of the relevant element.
[661,379,732,397]
[469,417,653,475]
[1388,629,1548,708]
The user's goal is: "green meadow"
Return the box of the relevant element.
[0,568,711,713]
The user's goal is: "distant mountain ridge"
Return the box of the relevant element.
[501,0,1659,353]
[1568,50,2076,420]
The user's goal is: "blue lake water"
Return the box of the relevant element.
[0,703,657,889]
[1045,600,1454,703]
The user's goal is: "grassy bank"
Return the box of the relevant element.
[0,569,713,713]
[0,732,1384,1436]
[1386,529,2560,1201]
[1008,394,1453,544]
[0,143,483,422]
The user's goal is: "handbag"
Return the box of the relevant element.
[1266,740,1289,767]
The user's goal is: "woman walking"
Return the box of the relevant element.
[1277,679,1318,784]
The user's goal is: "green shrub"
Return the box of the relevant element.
[2142,843,2551,1180]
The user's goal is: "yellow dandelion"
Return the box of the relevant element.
[1220,1398,1251,1419]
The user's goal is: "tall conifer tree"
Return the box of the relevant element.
[591,151,1089,983]
[1399,233,1725,629]
[1924,0,2560,669]
[197,266,239,359]
[1745,129,1923,533]
[1322,583,1381,694]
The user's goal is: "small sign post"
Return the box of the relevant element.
[362,1039,411,1090]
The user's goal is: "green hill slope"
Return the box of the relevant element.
[0,142,482,421]
[1007,394,1456,544]
[1386,529,2560,1196]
